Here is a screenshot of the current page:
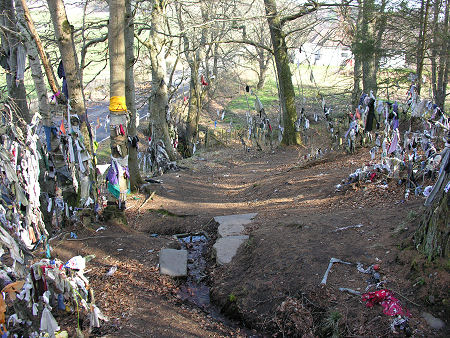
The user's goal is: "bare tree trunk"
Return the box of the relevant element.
[351,1,363,111]
[148,0,178,160]
[264,0,301,146]
[431,0,449,110]
[1,0,30,122]
[19,0,61,100]
[415,147,449,259]
[185,58,202,156]
[125,0,143,190]
[416,0,431,94]
[47,0,95,208]
[361,0,377,95]
[15,0,49,123]
[47,0,91,149]
[256,51,270,90]
[109,0,129,205]
[176,1,207,156]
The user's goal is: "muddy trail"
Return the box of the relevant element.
[53,145,449,337]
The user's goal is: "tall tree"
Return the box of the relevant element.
[145,0,178,161]
[430,0,449,109]
[415,143,449,259]
[177,0,208,156]
[109,0,129,205]
[263,0,319,145]
[15,0,50,123]
[47,0,95,207]
[47,0,90,147]
[125,0,143,190]
[351,0,363,111]
[416,0,431,95]
[18,0,62,101]
[360,0,377,94]
[0,0,30,122]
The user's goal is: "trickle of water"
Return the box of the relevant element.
[177,234,210,309]
[176,233,261,336]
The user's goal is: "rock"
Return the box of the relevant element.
[214,213,257,228]
[422,312,445,330]
[159,249,187,276]
[212,213,257,264]
[213,235,249,265]
[218,223,245,237]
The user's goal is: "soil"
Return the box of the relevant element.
[52,123,449,337]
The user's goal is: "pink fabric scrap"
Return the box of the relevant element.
[362,289,410,317]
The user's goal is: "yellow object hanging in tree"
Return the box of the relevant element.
[109,96,127,112]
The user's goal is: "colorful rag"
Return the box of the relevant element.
[362,289,410,317]
[201,75,208,86]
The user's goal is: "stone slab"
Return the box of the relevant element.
[213,235,249,265]
[159,249,187,276]
[214,213,257,237]
[422,312,445,330]
[218,223,244,238]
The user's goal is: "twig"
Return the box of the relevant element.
[66,236,115,241]
[390,288,421,307]
[48,232,69,242]
[334,224,363,232]
[138,191,156,213]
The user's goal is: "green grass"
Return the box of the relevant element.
[227,78,280,112]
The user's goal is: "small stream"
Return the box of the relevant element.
[175,233,257,335]
[176,234,212,309]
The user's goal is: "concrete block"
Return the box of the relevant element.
[214,213,257,227]
[159,249,187,276]
[213,235,249,265]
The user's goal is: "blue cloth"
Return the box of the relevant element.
[393,101,398,114]
[393,117,399,130]
[43,126,58,151]
[106,160,119,185]
[58,293,65,310]
[359,93,367,107]
[62,78,68,99]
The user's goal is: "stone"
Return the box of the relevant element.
[214,213,257,237]
[214,213,257,227]
[422,312,445,330]
[213,235,249,265]
[159,249,187,276]
[218,223,244,237]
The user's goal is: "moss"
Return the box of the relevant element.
[62,20,72,35]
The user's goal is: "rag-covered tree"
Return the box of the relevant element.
[109,0,130,205]
[415,145,449,259]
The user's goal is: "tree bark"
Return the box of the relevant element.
[47,0,91,149]
[15,0,50,124]
[19,0,61,99]
[1,0,30,122]
[47,0,95,208]
[109,0,129,204]
[415,148,449,259]
[148,0,178,160]
[256,50,270,90]
[351,1,363,111]
[416,0,431,94]
[176,1,206,156]
[431,0,449,110]
[264,0,301,146]
[361,0,377,95]
[125,0,143,190]
[185,58,202,156]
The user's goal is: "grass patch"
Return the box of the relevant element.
[226,77,279,112]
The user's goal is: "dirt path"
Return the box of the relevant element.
[53,145,448,337]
